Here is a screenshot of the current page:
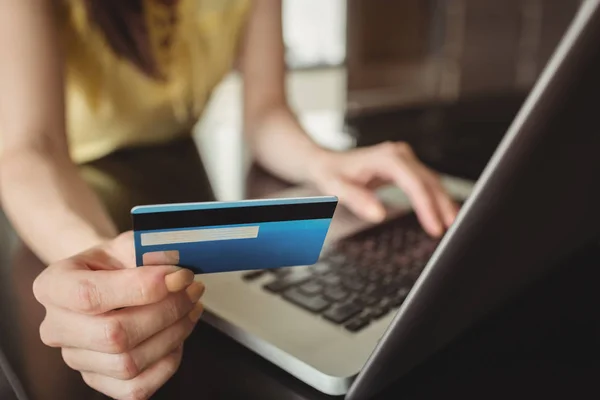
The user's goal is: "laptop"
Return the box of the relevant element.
[200,1,600,398]
[0,349,25,400]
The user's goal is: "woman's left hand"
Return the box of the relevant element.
[309,141,459,237]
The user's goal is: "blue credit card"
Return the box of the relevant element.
[131,196,338,274]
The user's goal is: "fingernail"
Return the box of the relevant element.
[188,301,204,323]
[142,250,181,266]
[445,210,458,227]
[165,269,195,293]
[164,250,180,264]
[431,223,443,237]
[368,206,385,222]
[185,281,205,303]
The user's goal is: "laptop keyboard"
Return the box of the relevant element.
[241,211,441,333]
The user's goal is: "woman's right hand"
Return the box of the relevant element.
[32,232,204,400]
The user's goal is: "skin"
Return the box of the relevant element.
[33,232,204,399]
[0,0,458,398]
[238,0,457,236]
[0,0,119,265]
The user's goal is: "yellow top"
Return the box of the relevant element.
[57,0,250,164]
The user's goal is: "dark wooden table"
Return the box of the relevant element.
[1,134,600,400]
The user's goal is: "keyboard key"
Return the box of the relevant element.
[363,239,376,251]
[298,280,324,295]
[242,270,265,281]
[323,286,349,302]
[423,241,438,252]
[357,268,370,278]
[326,253,347,266]
[379,298,393,309]
[390,296,406,308]
[390,287,410,307]
[310,262,330,274]
[282,288,331,313]
[412,246,430,259]
[345,317,370,332]
[410,260,427,272]
[342,277,366,292]
[405,269,422,281]
[357,294,379,306]
[338,265,358,277]
[367,271,383,283]
[264,272,311,293]
[269,267,291,276]
[392,275,412,287]
[367,307,388,319]
[323,302,363,324]
[394,255,411,267]
[365,287,388,300]
[397,287,410,298]
[264,280,293,293]
[364,283,379,295]
[406,231,418,243]
[378,279,402,296]
[320,273,341,286]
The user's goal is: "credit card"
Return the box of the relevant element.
[131,196,338,274]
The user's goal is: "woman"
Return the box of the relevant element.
[0,1,457,398]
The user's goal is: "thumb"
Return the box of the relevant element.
[54,261,194,315]
[37,240,195,315]
[100,231,181,269]
[330,179,386,223]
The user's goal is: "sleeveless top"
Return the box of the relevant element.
[56,0,250,164]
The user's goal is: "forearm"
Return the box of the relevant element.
[0,148,118,264]
[246,105,330,184]
[239,0,333,184]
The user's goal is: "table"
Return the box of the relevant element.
[1,137,599,400]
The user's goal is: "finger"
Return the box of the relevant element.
[365,177,388,190]
[62,303,201,380]
[40,282,204,353]
[81,345,183,400]
[408,188,445,237]
[142,250,180,266]
[420,169,459,228]
[34,262,195,314]
[89,232,181,269]
[101,231,137,268]
[329,178,386,222]
[380,158,445,237]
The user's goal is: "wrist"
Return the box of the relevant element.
[304,146,338,186]
[60,227,115,259]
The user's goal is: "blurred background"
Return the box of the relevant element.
[196,0,581,201]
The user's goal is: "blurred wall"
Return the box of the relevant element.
[283,0,346,68]
[195,0,584,195]
[346,0,581,116]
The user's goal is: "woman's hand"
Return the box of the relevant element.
[235,0,456,237]
[309,141,459,237]
[32,232,204,400]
